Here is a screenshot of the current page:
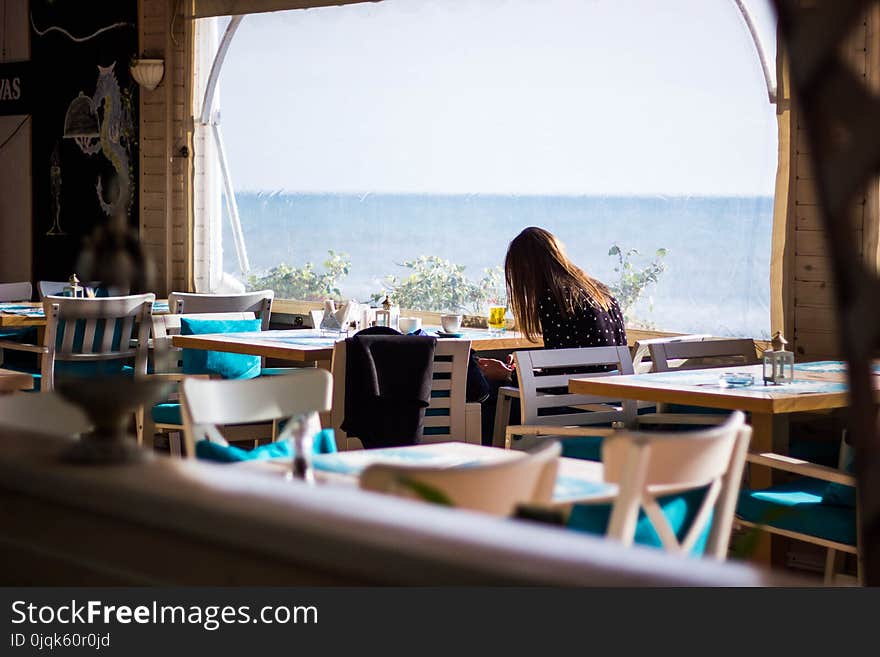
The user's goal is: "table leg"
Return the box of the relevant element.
[316,359,335,433]
[747,413,790,567]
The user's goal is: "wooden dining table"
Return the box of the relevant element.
[235,441,615,508]
[171,327,542,366]
[569,361,862,488]
[569,360,867,566]
[0,299,171,329]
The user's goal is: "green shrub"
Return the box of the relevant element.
[246,250,350,301]
[607,244,668,328]
[375,255,505,315]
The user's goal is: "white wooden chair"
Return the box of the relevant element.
[330,338,482,451]
[737,436,861,585]
[168,290,273,329]
[0,390,91,437]
[499,345,636,451]
[180,368,332,458]
[571,411,751,559]
[0,281,32,302]
[37,281,68,299]
[360,440,561,516]
[644,337,759,426]
[648,338,759,373]
[631,333,710,374]
[0,294,154,442]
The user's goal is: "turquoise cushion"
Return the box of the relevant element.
[736,478,856,546]
[559,435,604,461]
[664,403,733,416]
[195,428,337,462]
[151,402,182,425]
[180,318,261,380]
[568,487,712,555]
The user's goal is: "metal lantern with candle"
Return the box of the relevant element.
[762,331,794,385]
[64,274,85,298]
[375,293,393,328]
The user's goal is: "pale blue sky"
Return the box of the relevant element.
[217,0,778,196]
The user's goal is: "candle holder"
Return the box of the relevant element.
[762,331,794,385]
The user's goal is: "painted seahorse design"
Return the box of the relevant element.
[92,63,132,216]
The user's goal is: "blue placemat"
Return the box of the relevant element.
[312,447,450,476]
[2,308,44,317]
[553,476,614,503]
[0,304,32,311]
[152,301,169,312]
[795,360,880,375]
[629,370,847,395]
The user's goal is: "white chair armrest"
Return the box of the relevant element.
[746,451,856,486]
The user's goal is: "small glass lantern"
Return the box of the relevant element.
[375,293,393,328]
[762,331,794,385]
[64,273,85,298]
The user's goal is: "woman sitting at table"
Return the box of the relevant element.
[474,226,627,442]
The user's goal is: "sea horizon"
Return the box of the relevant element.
[225,191,773,339]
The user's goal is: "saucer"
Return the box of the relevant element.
[435,331,464,338]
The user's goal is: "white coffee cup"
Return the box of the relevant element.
[440,314,462,333]
[398,316,422,333]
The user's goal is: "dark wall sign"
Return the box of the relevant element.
[30,0,139,282]
[0,61,30,115]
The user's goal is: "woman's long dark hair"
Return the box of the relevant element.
[504,227,612,341]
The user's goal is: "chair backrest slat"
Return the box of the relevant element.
[168,290,273,330]
[59,316,77,355]
[100,317,116,353]
[515,345,635,426]
[81,318,99,354]
[649,338,759,373]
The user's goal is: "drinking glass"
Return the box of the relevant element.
[488,305,506,336]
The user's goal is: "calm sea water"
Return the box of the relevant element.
[226,193,773,339]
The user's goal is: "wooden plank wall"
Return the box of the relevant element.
[139,0,193,296]
[789,12,878,360]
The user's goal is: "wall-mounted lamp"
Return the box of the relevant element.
[129,58,165,91]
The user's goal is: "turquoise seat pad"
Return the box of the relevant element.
[568,487,711,555]
[559,435,604,461]
[196,428,337,462]
[181,317,262,380]
[151,402,183,425]
[508,433,605,462]
[736,478,856,546]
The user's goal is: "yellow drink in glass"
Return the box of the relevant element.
[488,305,506,334]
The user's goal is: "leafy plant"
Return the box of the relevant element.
[375,256,505,315]
[395,476,454,506]
[246,250,350,301]
[607,244,668,328]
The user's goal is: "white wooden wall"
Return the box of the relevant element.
[139,0,193,296]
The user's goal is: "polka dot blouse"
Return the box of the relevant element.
[537,289,627,350]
